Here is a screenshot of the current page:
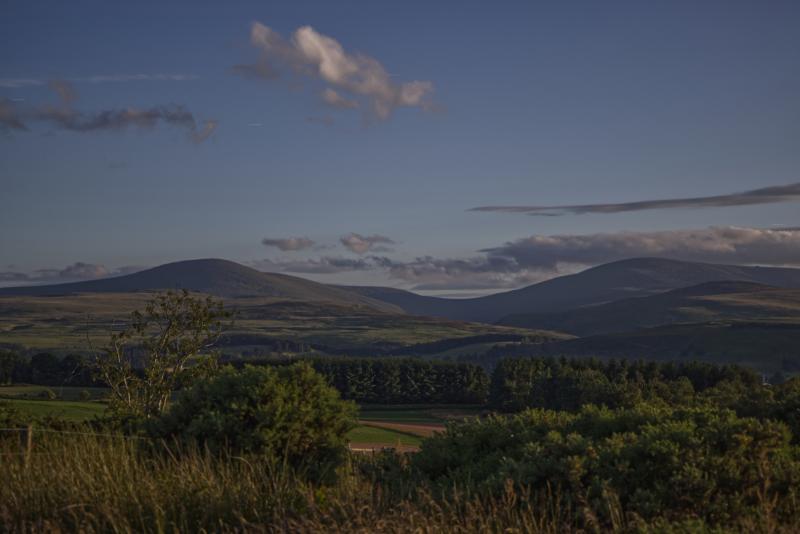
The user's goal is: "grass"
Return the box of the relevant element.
[1,398,106,422]
[0,431,583,532]
[346,425,422,447]
[0,384,108,401]
[1,429,791,532]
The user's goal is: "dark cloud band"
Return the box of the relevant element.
[470,183,800,216]
[1,80,217,143]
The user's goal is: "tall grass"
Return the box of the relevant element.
[0,430,796,533]
[0,430,563,533]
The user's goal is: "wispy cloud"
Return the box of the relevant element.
[252,255,393,275]
[261,236,316,251]
[0,262,144,285]
[235,22,434,120]
[321,88,358,109]
[0,80,217,143]
[340,233,395,254]
[0,73,198,88]
[470,182,800,216]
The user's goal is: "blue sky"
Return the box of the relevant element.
[2,1,799,294]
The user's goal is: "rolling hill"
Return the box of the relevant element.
[344,258,800,323]
[498,281,800,336]
[0,259,401,313]
[0,259,557,355]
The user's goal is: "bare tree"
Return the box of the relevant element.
[94,290,229,418]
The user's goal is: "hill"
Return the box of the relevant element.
[498,281,800,335]
[344,258,800,323]
[0,259,400,313]
[0,292,549,355]
[510,321,800,374]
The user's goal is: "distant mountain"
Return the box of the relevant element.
[344,258,800,323]
[0,259,400,313]
[498,281,800,335]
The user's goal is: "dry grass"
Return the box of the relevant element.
[1,430,797,533]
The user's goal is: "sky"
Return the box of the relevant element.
[1,0,799,295]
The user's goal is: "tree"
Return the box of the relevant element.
[154,363,357,480]
[0,351,24,384]
[30,353,60,385]
[94,290,229,419]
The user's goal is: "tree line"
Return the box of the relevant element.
[489,356,762,411]
[238,357,490,404]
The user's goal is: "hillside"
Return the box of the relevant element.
[0,259,400,313]
[344,258,800,323]
[516,322,800,374]
[0,292,547,355]
[498,281,800,335]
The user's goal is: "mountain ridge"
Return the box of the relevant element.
[497,280,800,336]
[344,258,800,322]
[0,259,401,313]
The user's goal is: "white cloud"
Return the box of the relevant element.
[261,237,316,251]
[340,233,395,254]
[238,22,434,120]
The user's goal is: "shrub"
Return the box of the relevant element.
[153,363,357,480]
[413,403,800,526]
[79,389,92,401]
[39,388,57,400]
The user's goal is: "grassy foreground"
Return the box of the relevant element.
[1,430,794,533]
[0,432,559,533]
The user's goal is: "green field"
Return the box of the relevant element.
[358,404,482,424]
[1,398,106,422]
[0,384,108,401]
[346,425,422,447]
[0,392,466,447]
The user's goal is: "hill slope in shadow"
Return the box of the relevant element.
[0,259,400,313]
[498,281,800,335]
[344,258,800,323]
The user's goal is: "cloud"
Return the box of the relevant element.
[340,233,395,254]
[252,255,392,274]
[236,22,434,120]
[254,226,800,291]
[0,83,217,143]
[0,73,198,88]
[190,119,218,143]
[47,79,77,104]
[0,98,26,130]
[79,74,198,83]
[470,182,800,216]
[382,226,800,290]
[481,226,800,269]
[0,79,43,89]
[261,236,316,251]
[321,88,358,109]
[0,263,144,285]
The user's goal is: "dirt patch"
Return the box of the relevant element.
[349,442,420,453]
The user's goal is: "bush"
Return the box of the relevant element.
[39,388,57,400]
[153,363,357,480]
[413,403,800,526]
[79,389,92,401]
